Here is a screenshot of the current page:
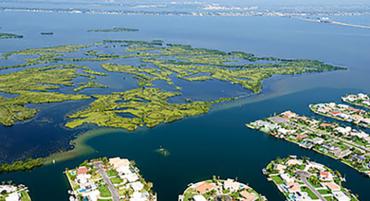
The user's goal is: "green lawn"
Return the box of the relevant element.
[318,189,331,195]
[110,177,123,184]
[302,187,319,200]
[270,175,284,184]
[98,185,112,198]
[107,169,119,177]
[20,191,32,201]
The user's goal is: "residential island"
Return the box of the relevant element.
[342,93,370,109]
[247,111,370,177]
[65,157,156,201]
[264,156,359,201]
[0,183,31,201]
[310,103,370,128]
[178,177,266,201]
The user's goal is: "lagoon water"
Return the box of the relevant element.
[0,11,370,201]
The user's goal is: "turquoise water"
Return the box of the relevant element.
[0,12,369,200]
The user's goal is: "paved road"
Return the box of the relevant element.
[94,162,120,201]
[297,171,327,201]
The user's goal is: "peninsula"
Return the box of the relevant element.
[247,111,370,177]
[264,156,359,201]
[178,177,266,201]
[310,103,370,128]
[0,183,31,201]
[65,157,156,201]
[342,93,370,109]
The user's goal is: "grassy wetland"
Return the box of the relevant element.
[0,39,344,129]
[73,81,107,92]
[65,87,212,131]
[1,44,88,70]
[0,40,343,128]
[0,39,344,168]
[0,64,93,126]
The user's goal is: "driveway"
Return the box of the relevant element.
[94,162,120,201]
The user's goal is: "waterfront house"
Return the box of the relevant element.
[109,157,130,170]
[131,191,150,201]
[282,111,296,119]
[223,179,240,192]
[123,173,139,183]
[296,134,307,141]
[333,191,351,201]
[77,166,88,175]
[319,171,333,181]
[255,120,278,131]
[192,195,207,201]
[194,182,216,194]
[287,159,302,166]
[280,173,294,184]
[130,181,144,191]
[276,164,287,173]
[5,192,20,201]
[286,182,300,193]
[323,182,340,192]
[332,149,352,159]
[311,137,324,145]
[270,116,289,124]
[240,190,257,201]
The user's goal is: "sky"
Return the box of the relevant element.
[6,0,370,5]
[2,0,370,10]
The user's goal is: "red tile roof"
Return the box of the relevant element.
[195,182,216,194]
[77,166,88,175]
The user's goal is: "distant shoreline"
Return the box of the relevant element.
[1,6,369,18]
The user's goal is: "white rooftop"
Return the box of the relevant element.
[193,195,207,201]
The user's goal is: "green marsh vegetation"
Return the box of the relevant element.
[102,63,173,87]
[65,87,212,131]
[98,40,343,93]
[0,40,343,128]
[0,158,45,173]
[0,64,92,126]
[0,32,23,39]
[74,81,107,92]
[1,44,88,70]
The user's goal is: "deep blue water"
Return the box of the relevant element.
[1,88,369,201]
[0,11,370,201]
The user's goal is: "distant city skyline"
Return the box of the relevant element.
[3,0,370,6]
